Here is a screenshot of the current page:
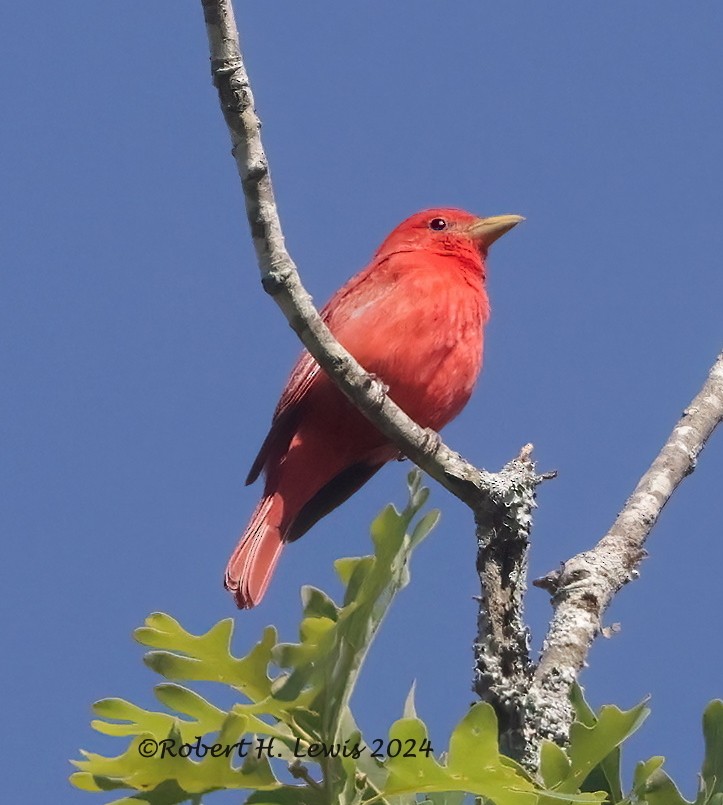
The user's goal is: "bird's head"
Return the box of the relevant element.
[375,208,523,268]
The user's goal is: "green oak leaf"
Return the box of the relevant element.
[700,701,723,804]
[72,471,441,803]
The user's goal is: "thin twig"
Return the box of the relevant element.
[288,761,322,790]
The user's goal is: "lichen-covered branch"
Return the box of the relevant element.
[472,444,539,760]
[525,351,723,762]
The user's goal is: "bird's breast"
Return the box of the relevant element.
[332,266,488,430]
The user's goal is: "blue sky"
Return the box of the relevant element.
[2,2,722,802]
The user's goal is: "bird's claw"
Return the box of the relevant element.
[421,427,442,454]
[363,372,390,394]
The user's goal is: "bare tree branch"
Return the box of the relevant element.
[526,351,723,759]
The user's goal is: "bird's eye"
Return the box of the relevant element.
[429,217,448,231]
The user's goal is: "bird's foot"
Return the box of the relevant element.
[363,372,390,394]
[421,427,442,455]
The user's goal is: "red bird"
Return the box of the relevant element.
[226,208,522,608]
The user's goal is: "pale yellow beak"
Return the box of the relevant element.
[467,214,524,248]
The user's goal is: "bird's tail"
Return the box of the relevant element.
[225,493,285,609]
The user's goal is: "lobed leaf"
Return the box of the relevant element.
[565,684,649,800]
[700,700,723,805]
[72,472,441,803]
[381,704,539,805]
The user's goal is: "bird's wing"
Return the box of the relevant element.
[245,350,320,485]
[245,257,395,486]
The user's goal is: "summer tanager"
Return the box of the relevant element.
[226,208,522,608]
